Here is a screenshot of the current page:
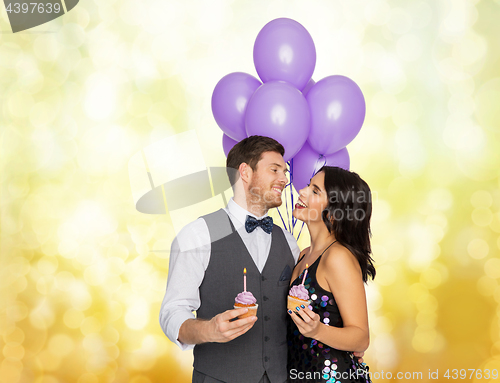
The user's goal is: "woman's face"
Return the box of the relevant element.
[293,171,329,223]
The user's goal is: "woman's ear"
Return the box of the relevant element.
[325,211,334,225]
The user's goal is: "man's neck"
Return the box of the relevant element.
[233,194,267,218]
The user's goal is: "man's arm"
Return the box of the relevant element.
[159,219,210,350]
[159,218,257,349]
[178,308,257,344]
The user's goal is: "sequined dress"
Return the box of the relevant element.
[287,251,369,383]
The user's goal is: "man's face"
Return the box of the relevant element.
[247,151,288,210]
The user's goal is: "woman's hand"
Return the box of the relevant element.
[288,305,322,339]
[353,351,364,363]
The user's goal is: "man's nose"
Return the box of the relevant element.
[280,170,289,183]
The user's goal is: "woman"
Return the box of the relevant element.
[287,166,375,383]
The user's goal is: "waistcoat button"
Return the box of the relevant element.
[263,296,269,301]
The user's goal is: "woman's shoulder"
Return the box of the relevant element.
[321,242,361,274]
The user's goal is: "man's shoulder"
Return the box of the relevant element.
[175,217,208,240]
[274,224,298,245]
[272,224,300,261]
[176,209,231,246]
[177,209,225,234]
[172,217,211,254]
[198,208,227,222]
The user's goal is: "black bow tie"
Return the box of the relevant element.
[245,215,273,234]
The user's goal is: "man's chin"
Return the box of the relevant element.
[266,199,283,209]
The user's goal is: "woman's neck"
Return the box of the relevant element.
[306,220,337,255]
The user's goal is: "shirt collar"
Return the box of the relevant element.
[227,197,268,226]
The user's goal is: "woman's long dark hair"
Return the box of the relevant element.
[319,166,375,282]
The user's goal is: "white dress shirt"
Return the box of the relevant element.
[159,198,300,350]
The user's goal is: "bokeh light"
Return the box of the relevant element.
[1,0,500,382]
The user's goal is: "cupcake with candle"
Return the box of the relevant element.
[288,264,310,312]
[234,268,258,318]
[234,291,258,318]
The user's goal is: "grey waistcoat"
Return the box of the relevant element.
[193,209,295,383]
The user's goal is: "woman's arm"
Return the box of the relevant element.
[288,246,369,352]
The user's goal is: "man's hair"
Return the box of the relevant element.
[226,135,285,185]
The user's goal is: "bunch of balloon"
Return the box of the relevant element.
[212,18,366,237]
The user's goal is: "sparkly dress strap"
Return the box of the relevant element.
[296,252,306,265]
[294,240,336,271]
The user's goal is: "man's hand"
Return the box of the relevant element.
[178,308,257,345]
[206,308,257,343]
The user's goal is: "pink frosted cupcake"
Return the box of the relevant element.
[234,291,258,318]
[288,284,310,312]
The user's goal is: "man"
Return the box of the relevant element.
[160,135,300,383]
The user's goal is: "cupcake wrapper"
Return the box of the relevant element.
[287,296,310,312]
[234,304,258,319]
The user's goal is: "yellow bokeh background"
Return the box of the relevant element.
[1,0,500,382]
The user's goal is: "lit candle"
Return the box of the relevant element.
[301,264,309,285]
[244,268,247,292]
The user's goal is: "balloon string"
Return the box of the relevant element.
[284,180,290,231]
[277,204,288,232]
[296,221,305,240]
[290,159,295,232]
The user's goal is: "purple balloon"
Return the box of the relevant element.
[222,134,238,157]
[301,78,316,97]
[254,18,316,91]
[306,75,366,155]
[245,81,310,162]
[291,141,350,192]
[212,72,262,141]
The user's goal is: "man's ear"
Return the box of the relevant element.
[239,162,252,183]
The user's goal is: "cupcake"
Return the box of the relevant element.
[234,291,258,318]
[288,284,310,312]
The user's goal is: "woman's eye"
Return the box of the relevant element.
[313,190,318,195]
